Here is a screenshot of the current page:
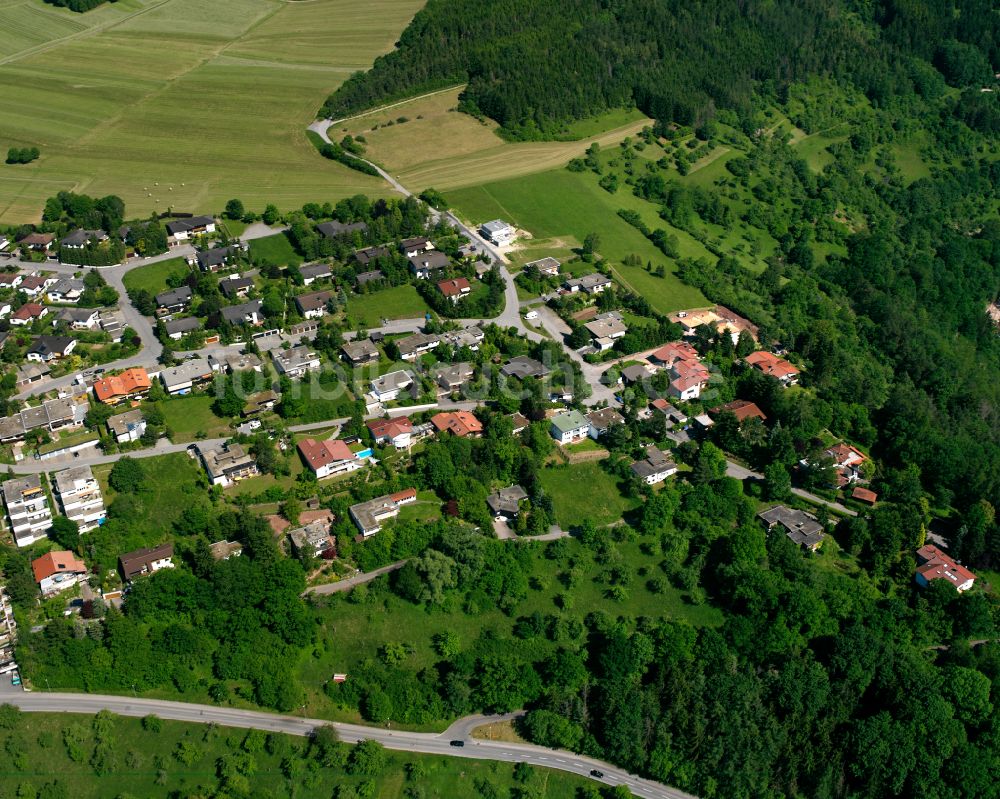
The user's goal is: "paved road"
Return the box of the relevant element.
[8,437,222,474]
[12,224,286,401]
[724,460,857,517]
[6,692,694,799]
[305,559,409,595]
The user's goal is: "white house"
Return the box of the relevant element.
[53,465,106,532]
[32,551,87,596]
[297,438,369,479]
[480,220,515,246]
[549,410,590,445]
[369,370,415,403]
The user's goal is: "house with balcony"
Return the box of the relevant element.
[2,475,52,547]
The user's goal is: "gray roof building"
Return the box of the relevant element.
[500,356,549,380]
[487,485,528,518]
[758,506,825,551]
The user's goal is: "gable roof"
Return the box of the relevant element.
[745,351,800,379]
[430,411,483,437]
[367,416,414,439]
[93,368,151,402]
[709,399,767,422]
[32,550,86,583]
[156,286,192,307]
[437,277,471,297]
[12,303,45,321]
[550,410,588,434]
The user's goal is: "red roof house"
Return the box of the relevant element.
[745,351,800,384]
[367,416,414,448]
[437,277,471,302]
[430,411,483,437]
[914,544,977,592]
[297,438,366,479]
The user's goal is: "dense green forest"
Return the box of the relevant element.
[322,0,1000,138]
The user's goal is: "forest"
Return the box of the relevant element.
[322,0,1000,139]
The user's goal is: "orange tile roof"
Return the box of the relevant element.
[430,411,483,437]
[852,486,878,504]
[367,416,413,439]
[12,303,44,321]
[32,550,86,583]
[745,351,800,379]
[710,399,767,422]
[437,277,471,297]
[93,368,151,403]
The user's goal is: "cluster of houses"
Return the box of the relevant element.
[31,542,176,599]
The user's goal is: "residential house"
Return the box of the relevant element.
[164,317,201,340]
[155,286,192,314]
[564,273,611,294]
[317,220,367,240]
[758,506,825,552]
[585,314,628,351]
[297,438,368,479]
[441,325,485,351]
[195,245,239,272]
[46,278,85,304]
[549,410,590,444]
[166,216,216,241]
[341,339,380,366]
[915,544,976,592]
[209,540,243,561]
[107,409,146,443]
[823,442,868,485]
[289,519,335,558]
[432,362,474,393]
[501,356,549,380]
[119,543,174,582]
[99,308,126,341]
[487,485,528,520]
[2,475,52,547]
[17,232,54,252]
[396,332,441,361]
[649,341,700,367]
[294,290,333,319]
[355,269,384,288]
[587,407,625,440]
[408,250,450,279]
[220,299,263,327]
[18,275,52,297]
[630,445,677,485]
[271,345,321,379]
[525,257,560,276]
[650,398,688,428]
[53,307,100,330]
[0,396,87,444]
[369,370,416,403]
[60,228,108,251]
[26,335,76,362]
[745,351,800,385]
[10,303,46,326]
[0,273,22,289]
[400,236,432,257]
[479,219,515,246]
[621,363,654,385]
[197,441,259,487]
[431,410,483,438]
[367,416,414,449]
[32,551,87,596]
[510,412,530,435]
[709,399,767,423]
[349,488,417,536]
[159,358,213,395]
[93,368,152,405]
[242,390,279,416]
[354,245,391,267]
[219,276,254,299]
[299,262,332,285]
[53,465,105,532]
[222,352,262,373]
[437,277,471,303]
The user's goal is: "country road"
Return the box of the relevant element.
[6,692,696,799]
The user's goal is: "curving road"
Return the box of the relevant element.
[6,692,695,799]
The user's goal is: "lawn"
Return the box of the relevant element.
[0,712,591,799]
[248,232,301,267]
[538,461,640,529]
[348,284,432,327]
[449,168,707,313]
[158,394,232,441]
[0,0,425,224]
[122,256,190,296]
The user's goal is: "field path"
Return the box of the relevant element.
[311,84,466,130]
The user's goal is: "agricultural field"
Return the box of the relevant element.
[0,0,427,224]
[448,168,708,313]
[337,86,652,192]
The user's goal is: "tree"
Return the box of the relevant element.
[49,516,80,550]
[108,457,144,494]
[582,232,601,258]
[763,462,791,501]
[691,442,727,485]
[224,199,245,220]
[346,740,387,776]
